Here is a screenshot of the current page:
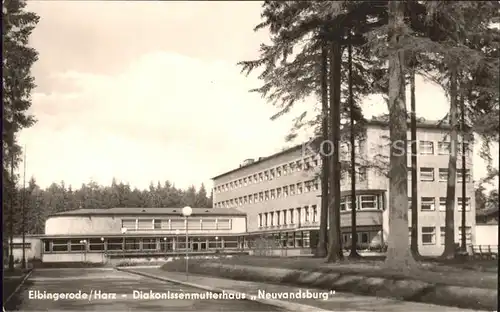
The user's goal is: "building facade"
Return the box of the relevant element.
[27,207,246,263]
[212,120,476,256]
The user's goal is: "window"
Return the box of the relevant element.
[439,197,447,211]
[457,197,471,211]
[361,233,369,244]
[438,142,450,155]
[313,179,319,191]
[440,226,446,245]
[283,209,288,224]
[12,243,31,249]
[457,169,471,183]
[269,213,274,226]
[358,168,367,181]
[270,190,275,200]
[276,211,281,225]
[217,219,232,230]
[270,169,275,180]
[340,197,347,211]
[44,241,50,252]
[296,208,302,223]
[264,171,269,180]
[277,188,282,198]
[304,206,309,222]
[253,194,258,203]
[420,167,434,181]
[420,141,434,155]
[52,239,69,252]
[122,219,136,231]
[238,197,243,206]
[283,186,289,197]
[263,213,268,226]
[289,162,296,172]
[296,183,303,194]
[287,232,294,247]
[421,197,435,211]
[289,209,294,224]
[243,196,248,204]
[170,219,185,230]
[458,226,472,245]
[302,231,310,248]
[312,205,318,222]
[283,164,288,175]
[439,168,448,182]
[153,219,162,229]
[259,192,264,201]
[243,177,248,186]
[89,238,105,251]
[360,195,378,210]
[296,160,303,171]
[142,238,157,250]
[137,219,152,230]
[253,174,258,182]
[248,195,253,204]
[276,167,282,177]
[258,214,263,227]
[421,226,436,244]
[125,238,140,250]
[107,238,123,251]
[264,191,269,201]
[305,181,312,192]
[290,185,295,195]
[344,195,357,210]
[458,142,470,155]
[295,231,303,247]
[408,197,412,209]
[69,239,85,251]
[259,173,263,181]
[313,157,319,167]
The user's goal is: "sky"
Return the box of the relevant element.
[19,1,498,192]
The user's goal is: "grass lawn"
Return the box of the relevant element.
[162,255,498,289]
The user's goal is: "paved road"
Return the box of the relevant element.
[5,268,284,311]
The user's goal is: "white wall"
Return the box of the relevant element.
[475,224,498,246]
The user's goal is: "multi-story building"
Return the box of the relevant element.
[212,120,476,256]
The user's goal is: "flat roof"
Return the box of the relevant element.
[49,207,246,218]
[212,119,449,180]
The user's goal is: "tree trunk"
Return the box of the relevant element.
[442,65,458,260]
[383,0,417,271]
[326,38,342,262]
[460,81,467,252]
[317,37,329,258]
[348,38,361,259]
[410,66,420,259]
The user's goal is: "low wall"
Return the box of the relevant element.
[160,262,497,311]
[475,224,498,246]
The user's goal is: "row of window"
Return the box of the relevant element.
[248,231,311,248]
[214,179,320,209]
[416,226,472,245]
[121,218,232,231]
[258,205,318,228]
[408,197,471,211]
[214,155,320,194]
[44,236,241,253]
[409,141,469,156]
[340,194,383,211]
[214,140,470,194]
[412,167,471,182]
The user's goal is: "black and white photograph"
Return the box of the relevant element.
[2,1,499,311]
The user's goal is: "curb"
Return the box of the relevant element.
[4,270,33,305]
[117,268,332,312]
